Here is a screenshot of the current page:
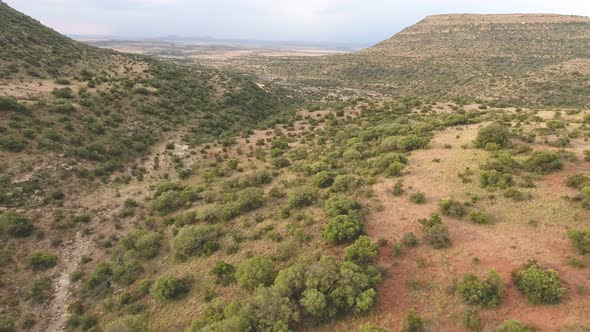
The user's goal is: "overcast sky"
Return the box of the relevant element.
[6,0,590,45]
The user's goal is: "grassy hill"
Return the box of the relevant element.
[0,1,293,208]
[256,14,590,107]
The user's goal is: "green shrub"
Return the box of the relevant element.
[51,87,73,99]
[235,256,274,291]
[385,161,404,177]
[344,236,378,266]
[171,225,220,261]
[399,135,429,151]
[287,186,318,208]
[83,262,113,295]
[343,148,362,160]
[402,232,419,247]
[401,309,425,332]
[120,230,163,259]
[150,275,189,301]
[468,210,490,225]
[324,194,361,217]
[438,198,465,218]
[357,323,389,332]
[409,192,426,204]
[0,211,34,237]
[223,187,265,219]
[456,270,504,308]
[271,157,291,169]
[462,309,481,332]
[512,261,565,304]
[29,251,58,270]
[565,174,590,189]
[524,151,563,174]
[104,315,148,332]
[0,95,26,112]
[322,215,364,243]
[0,135,27,152]
[28,276,53,303]
[312,171,335,188]
[419,213,451,249]
[331,174,360,192]
[567,229,590,255]
[0,314,14,332]
[474,123,511,149]
[497,319,536,332]
[211,261,236,286]
[502,188,527,202]
[480,170,514,189]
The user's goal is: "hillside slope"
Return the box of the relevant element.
[0,4,293,330]
[260,14,590,106]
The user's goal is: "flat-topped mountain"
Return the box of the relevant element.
[260,13,590,106]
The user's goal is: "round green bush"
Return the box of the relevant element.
[235,256,274,291]
[0,211,34,237]
[524,151,563,174]
[474,123,511,149]
[439,198,465,218]
[567,228,590,255]
[29,251,58,270]
[468,210,489,225]
[324,194,361,217]
[512,261,565,304]
[105,315,148,332]
[171,225,219,261]
[150,275,189,301]
[322,215,364,243]
[456,270,504,308]
[344,236,378,266]
[211,261,236,286]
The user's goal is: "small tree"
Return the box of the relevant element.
[439,198,465,218]
[0,211,34,237]
[474,123,511,149]
[322,215,364,243]
[150,275,189,301]
[171,225,219,261]
[235,256,274,291]
[324,195,361,217]
[512,261,565,304]
[29,251,58,270]
[211,261,236,286]
[344,236,378,266]
[567,228,590,254]
[497,319,535,332]
[420,213,451,249]
[401,309,425,332]
[456,270,504,308]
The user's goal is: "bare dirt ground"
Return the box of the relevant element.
[326,124,590,331]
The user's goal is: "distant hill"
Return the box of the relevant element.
[262,14,590,106]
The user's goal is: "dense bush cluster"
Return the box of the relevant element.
[438,198,465,218]
[150,275,190,301]
[456,270,504,308]
[512,261,565,304]
[190,256,381,331]
[567,228,590,255]
[419,213,451,249]
[474,123,511,149]
[524,151,563,174]
[0,211,34,237]
[171,225,220,261]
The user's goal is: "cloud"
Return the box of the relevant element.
[5,0,590,43]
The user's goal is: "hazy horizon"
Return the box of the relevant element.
[6,0,590,46]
